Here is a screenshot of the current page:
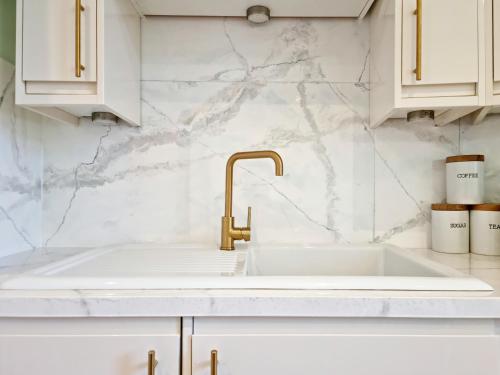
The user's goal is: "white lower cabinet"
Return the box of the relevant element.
[190,318,500,375]
[0,318,180,375]
[1,316,499,375]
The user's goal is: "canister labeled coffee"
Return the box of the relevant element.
[446,155,485,204]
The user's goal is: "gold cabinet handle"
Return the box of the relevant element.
[413,0,422,81]
[246,206,252,229]
[75,0,85,77]
[148,350,158,375]
[211,350,218,375]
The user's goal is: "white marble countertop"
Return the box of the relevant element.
[1,247,500,318]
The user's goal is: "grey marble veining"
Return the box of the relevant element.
[372,119,460,247]
[41,80,373,246]
[141,18,370,83]
[39,17,376,247]
[1,17,500,256]
[0,58,43,256]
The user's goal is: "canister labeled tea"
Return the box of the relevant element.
[471,204,500,256]
[446,155,485,204]
[431,204,469,254]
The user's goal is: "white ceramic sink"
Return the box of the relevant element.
[0,244,493,291]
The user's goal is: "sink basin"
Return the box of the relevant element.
[0,244,493,291]
[248,247,446,277]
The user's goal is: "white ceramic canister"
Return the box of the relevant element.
[470,204,500,256]
[446,155,485,204]
[431,204,470,254]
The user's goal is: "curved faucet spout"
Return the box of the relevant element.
[221,150,284,250]
[224,150,283,217]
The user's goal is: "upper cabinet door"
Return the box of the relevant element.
[493,0,500,82]
[22,0,97,82]
[401,0,479,86]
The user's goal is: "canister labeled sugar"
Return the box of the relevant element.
[431,204,469,254]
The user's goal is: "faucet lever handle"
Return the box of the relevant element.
[247,206,252,229]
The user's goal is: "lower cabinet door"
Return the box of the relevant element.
[0,318,180,375]
[192,334,500,375]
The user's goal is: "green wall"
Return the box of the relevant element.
[0,0,16,64]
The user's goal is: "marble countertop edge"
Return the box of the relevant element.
[0,289,500,318]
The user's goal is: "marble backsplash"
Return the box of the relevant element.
[1,17,500,255]
[0,58,42,256]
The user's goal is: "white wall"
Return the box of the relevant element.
[1,16,500,254]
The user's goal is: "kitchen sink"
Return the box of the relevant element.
[248,247,446,276]
[0,244,493,291]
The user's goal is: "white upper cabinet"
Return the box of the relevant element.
[22,0,97,83]
[401,0,478,87]
[134,0,375,18]
[370,0,484,128]
[493,0,500,82]
[16,0,141,127]
[485,0,500,110]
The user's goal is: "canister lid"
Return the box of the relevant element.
[446,155,485,163]
[471,204,500,211]
[431,203,469,211]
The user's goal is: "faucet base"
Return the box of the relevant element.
[220,216,250,251]
[220,216,235,251]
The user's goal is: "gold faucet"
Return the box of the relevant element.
[220,150,284,250]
